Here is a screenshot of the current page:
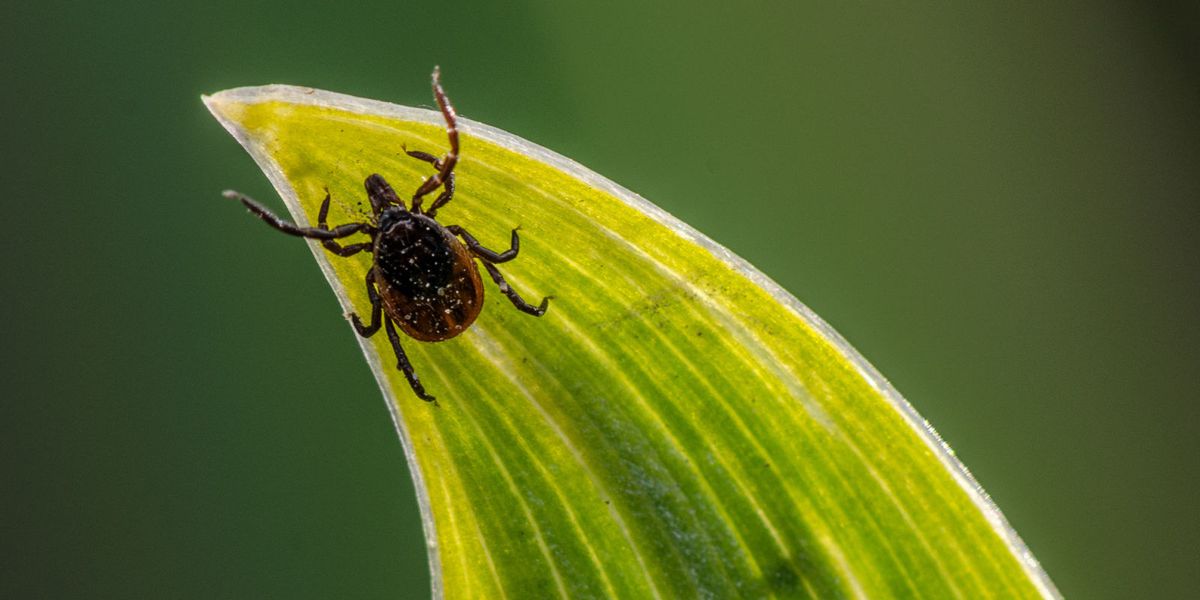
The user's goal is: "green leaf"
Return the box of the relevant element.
[204,84,1059,599]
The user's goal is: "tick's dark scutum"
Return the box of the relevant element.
[374,210,484,342]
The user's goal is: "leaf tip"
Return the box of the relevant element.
[201,90,248,129]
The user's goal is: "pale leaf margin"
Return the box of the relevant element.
[202,85,1061,599]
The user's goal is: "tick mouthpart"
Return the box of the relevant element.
[365,173,404,213]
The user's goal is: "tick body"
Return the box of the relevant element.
[373,209,483,342]
[223,67,550,403]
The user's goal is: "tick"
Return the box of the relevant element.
[222,67,550,403]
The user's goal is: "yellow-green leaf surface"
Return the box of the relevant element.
[204,85,1059,599]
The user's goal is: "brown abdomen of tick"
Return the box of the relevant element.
[373,213,484,342]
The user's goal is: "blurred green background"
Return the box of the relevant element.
[3,1,1197,598]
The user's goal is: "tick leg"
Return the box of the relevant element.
[448,225,519,263]
[321,242,373,257]
[425,173,455,217]
[410,67,460,210]
[317,189,373,256]
[403,148,456,217]
[404,148,440,164]
[224,190,369,240]
[385,317,437,403]
[481,261,550,316]
[350,267,383,337]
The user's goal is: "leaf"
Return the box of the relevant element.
[203,83,1059,599]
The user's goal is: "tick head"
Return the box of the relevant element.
[364,173,404,216]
